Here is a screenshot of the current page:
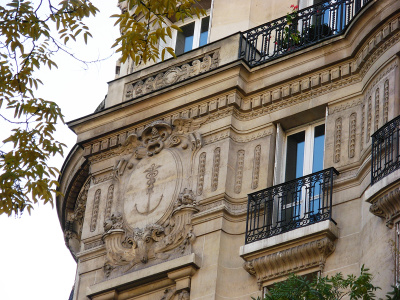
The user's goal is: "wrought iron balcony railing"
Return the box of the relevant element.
[239,0,371,67]
[371,115,400,185]
[245,167,339,244]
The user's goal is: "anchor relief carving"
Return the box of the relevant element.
[135,163,163,215]
[103,188,198,278]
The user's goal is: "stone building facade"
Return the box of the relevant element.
[57,0,400,299]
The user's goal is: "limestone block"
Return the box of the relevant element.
[228,93,241,107]
[109,136,118,147]
[190,106,199,118]
[92,142,100,153]
[291,82,300,94]
[375,31,382,45]
[301,78,310,91]
[181,109,190,118]
[362,46,368,59]
[118,132,126,145]
[251,95,262,109]
[311,75,320,87]
[272,89,281,102]
[200,103,209,115]
[282,85,290,98]
[209,100,218,112]
[368,39,375,52]
[391,18,399,32]
[262,91,271,105]
[382,25,390,38]
[241,98,252,111]
[341,63,350,77]
[218,96,227,108]
[321,71,330,84]
[84,145,92,156]
[101,139,109,151]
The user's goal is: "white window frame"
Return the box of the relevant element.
[276,119,326,185]
[274,120,326,221]
[158,10,211,60]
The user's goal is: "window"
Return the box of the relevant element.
[278,122,325,225]
[175,16,210,55]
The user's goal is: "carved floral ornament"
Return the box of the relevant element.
[102,188,198,278]
[243,237,335,289]
[125,51,220,100]
[112,117,208,163]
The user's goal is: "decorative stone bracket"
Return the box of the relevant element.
[102,188,199,278]
[240,220,338,289]
[369,186,400,228]
[113,118,207,161]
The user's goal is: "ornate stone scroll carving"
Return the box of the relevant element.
[369,187,400,228]
[211,147,221,192]
[90,189,101,232]
[334,118,342,163]
[243,237,335,289]
[103,188,198,278]
[384,80,389,123]
[375,88,380,131]
[367,96,372,143]
[361,104,365,151]
[125,51,220,100]
[104,185,114,221]
[71,181,90,226]
[114,118,206,160]
[252,145,261,189]
[197,152,206,196]
[349,113,356,158]
[161,288,190,300]
[234,150,245,194]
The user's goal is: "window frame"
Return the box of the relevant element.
[158,10,212,59]
[274,120,326,222]
[277,119,326,184]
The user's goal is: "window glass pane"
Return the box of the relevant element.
[312,124,325,173]
[175,22,195,55]
[199,16,210,47]
[286,131,305,181]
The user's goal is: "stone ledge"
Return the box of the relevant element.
[239,220,338,288]
[86,253,201,298]
[239,220,338,259]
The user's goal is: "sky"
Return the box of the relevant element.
[0,2,120,299]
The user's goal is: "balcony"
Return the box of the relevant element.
[241,168,339,287]
[239,0,372,67]
[245,167,339,244]
[371,115,400,185]
[367,115,400,228]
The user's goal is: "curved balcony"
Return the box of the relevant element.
[239,0,372,67]
[371,115,400,185]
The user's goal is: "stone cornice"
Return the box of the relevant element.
[72,15,400,154]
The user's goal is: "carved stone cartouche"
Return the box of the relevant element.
[102,189,199,278]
